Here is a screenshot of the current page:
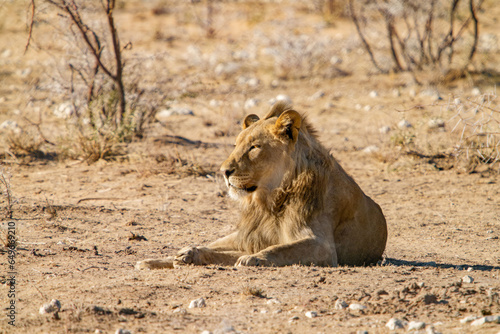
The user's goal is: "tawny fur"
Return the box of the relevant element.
[136,101,387,269]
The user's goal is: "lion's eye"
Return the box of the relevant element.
[249,145,261,151]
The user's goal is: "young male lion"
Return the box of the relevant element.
[137,102,387,269]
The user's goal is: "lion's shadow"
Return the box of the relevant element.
[384,257,500,272]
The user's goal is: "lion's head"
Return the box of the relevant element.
[220,102,302,204]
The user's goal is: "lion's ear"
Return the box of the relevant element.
[273,110,301,143]
[242,114,260,129]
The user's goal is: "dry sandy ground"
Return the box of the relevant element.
[1,1,500,333]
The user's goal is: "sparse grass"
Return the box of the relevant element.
[448,91,500,172]
[0,168,13,219]
[6,131,43,157]
[242,286,267,299]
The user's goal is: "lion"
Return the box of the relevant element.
[136,101,387,269]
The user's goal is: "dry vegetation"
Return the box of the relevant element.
[0,0,499,333]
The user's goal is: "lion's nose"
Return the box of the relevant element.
[223,168,235,178]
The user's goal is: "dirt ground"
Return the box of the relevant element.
[1,1,499,333]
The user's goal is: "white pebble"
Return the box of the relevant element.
[330,56,342,65]
[369,90,378,98]
[209,99,221,108]
[275,94,292,105]
[156,107,194,122]
[1,49,12,58]
[471,315,500,326]
[310,91,325,100]
[392,89,401,97]
[0,120,22,134]
[459,315,478,323]
[362,145,379,154]
[244,98,259,110]
[349,303,367,311]
[408,321,426,330]
[189,297,206,308]
[305,311,318,318]
[115,330,132,334]
[409,88,417,98]
[39,299,61,315]
[200,331,212,334]
[471,87,481,96]
[428,119,445,129]
[334,299,348,309]
[247,78,259,87]
[462,275,474,283]
[173,308,186,314]
[398,119,412,129]
[386,318,406,330]
[266,298,281,305]
[363,105,371,112]
[54,102,74,119]
[379,126,391,134]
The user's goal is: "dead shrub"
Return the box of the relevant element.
[448,91,500,172]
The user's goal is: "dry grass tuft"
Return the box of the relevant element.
[242,286,267,299]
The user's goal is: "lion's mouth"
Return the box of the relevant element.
[228,183,257,193]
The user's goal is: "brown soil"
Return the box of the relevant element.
[1,1,499,333]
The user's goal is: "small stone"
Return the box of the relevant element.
[115,330,132,334]
[398,119,412,129]
[349,303,367,310]
[310,91,325,100]
[369,90,378,98]
[471,87,481,96]
[200,331,212,334]
[428,119,445,129]
[289,315,299,323]
[244,98,259,110]
[173,308,186,314]
[260,309,268,314]
[409,88,417,98]
[423,294,438,305]
[357,331,368,334]
[454,98,461,105]
[386,318,406,330]
[334,299,348,309]
[305,311,318,318]
[156,107,194,122]
[214,62,241,77]
[379,126,391,134]
[363,105,371,112]
[94,330,104,334]
[1,49,12,58]
[270,79,280,88]
[39,299,61,315]
[362,145,379,154]
[392,89,401,97]
[209,99,221,108]
[274,309,282,314]
[266,298,281,305]
[247,78,259,87]
[330,56,342,65]
[275,94,292,105]
[408,321,426,330]
[460,315,478,324]
[54,102,74,119]
[354,104,362,110]
[189,297,206,308]
[0,120,22,134]
[467,267,474,272]
[462,275,474,283]
[471,315,500,326]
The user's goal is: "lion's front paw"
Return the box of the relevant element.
[174,246,201,267]
[236,254,268,267]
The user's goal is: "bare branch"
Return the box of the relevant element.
[25,0,36,53]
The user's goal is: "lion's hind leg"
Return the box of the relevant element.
[135,256,175,270]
